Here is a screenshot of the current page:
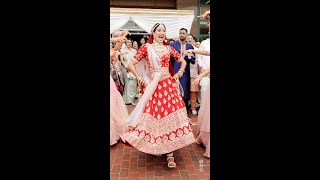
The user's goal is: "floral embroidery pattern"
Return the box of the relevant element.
[123,44,195,155]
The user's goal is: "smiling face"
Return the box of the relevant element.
[133,41,138,49]
[153,24,166,43]
[140,38,145,44]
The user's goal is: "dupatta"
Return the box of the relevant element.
[126,43,164,128]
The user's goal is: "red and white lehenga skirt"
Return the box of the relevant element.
[122,76,195,155]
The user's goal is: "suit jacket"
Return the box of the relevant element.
[170,41,195,101]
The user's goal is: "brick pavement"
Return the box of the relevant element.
[110,105,210,180]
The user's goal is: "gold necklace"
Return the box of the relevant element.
[152,42,167,54]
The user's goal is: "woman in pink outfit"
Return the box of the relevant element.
[187,10,212,158]
[110,74,128,145]
[110,31,130,145]
[193,67,211,158]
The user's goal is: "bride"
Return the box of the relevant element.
[121,23,195,168]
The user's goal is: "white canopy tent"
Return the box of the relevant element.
[110,8,195,39]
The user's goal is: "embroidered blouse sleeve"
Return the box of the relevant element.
[133,44,148,63]
[169,46,181,61]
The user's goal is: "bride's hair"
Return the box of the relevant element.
[148,23,168,45]
[148,23,173,76]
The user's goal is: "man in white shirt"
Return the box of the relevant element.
[197,35,210,104]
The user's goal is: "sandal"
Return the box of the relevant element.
[166,152,176,168]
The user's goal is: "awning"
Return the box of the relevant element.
[110,8,195,39]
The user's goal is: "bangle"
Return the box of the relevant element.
[176,71,183,78]
[178,70,184,77]
[178,69,185,73]
[136,75,145,85]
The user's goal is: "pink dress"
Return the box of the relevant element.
[196,82,210,158]
[122,44,195,155]
[110,75,129,146]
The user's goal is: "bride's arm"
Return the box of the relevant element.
[127,59,148,85]
[173,57,187,80]
[169,46,187,80]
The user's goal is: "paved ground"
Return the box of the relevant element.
[110,105,210,180]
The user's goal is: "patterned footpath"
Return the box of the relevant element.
[110,105,210,180]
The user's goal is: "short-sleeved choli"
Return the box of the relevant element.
[133,44,148,62]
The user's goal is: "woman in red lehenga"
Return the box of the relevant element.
[122,23,195,168]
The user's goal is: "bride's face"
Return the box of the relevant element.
[153,25,166,43]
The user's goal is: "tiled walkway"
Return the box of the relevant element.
[110,105,210,180]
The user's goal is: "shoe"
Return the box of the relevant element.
[192,110,197,115]
[166,152,176,168]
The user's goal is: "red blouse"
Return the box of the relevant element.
[133,44,181,71]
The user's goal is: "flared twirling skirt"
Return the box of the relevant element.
[123,77,195,154]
